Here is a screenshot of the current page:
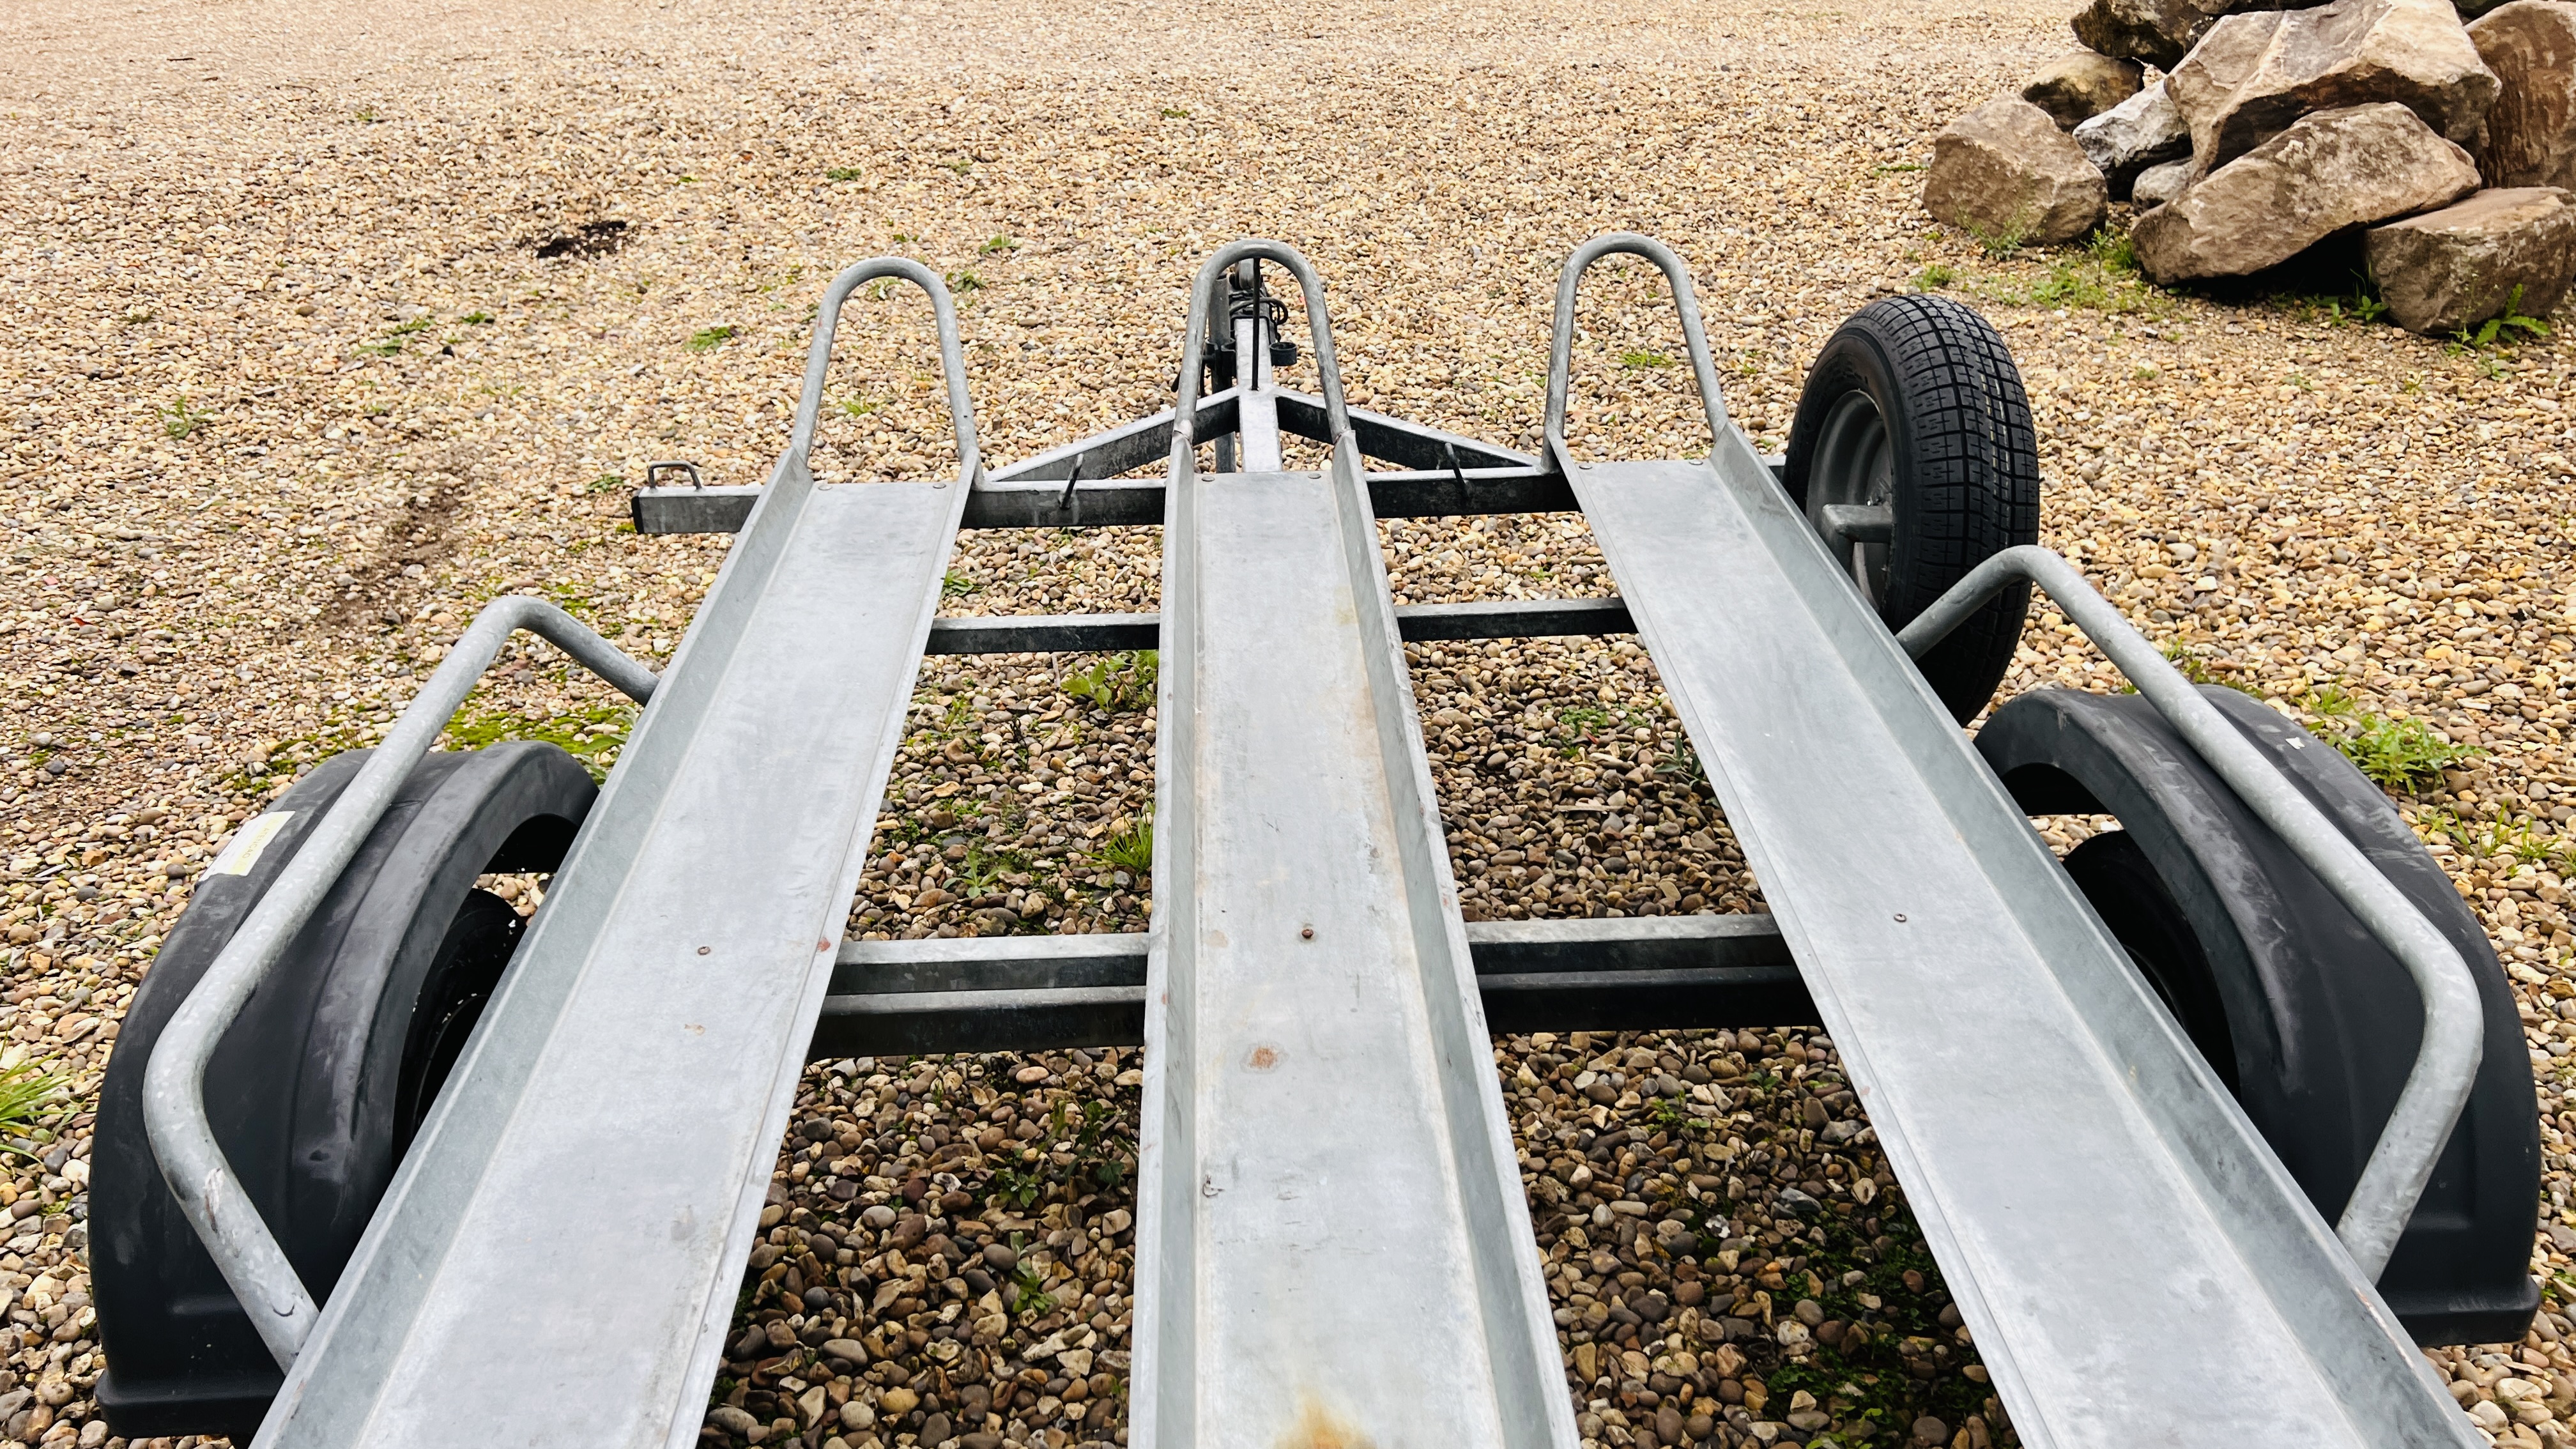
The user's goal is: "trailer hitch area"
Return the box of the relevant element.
[1191,259,1296,397]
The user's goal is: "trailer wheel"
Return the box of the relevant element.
[1783,295,2039,723]
[92,743,597,1438]
[1977,686,2540,1344]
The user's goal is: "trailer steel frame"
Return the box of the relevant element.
[130,237,2498,1446]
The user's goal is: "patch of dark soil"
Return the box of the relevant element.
[319,448,475,629]
[529,218,631,260]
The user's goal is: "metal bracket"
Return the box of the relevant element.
[1542,233,1729,476]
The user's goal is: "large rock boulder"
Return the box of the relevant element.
[1923,97,2110,246]
[2471,2,2576,190]
[2075,81,2195,196]
[2169,0,2501,171]
[2365,185,2576,329]
[2025,52,2148,128]
[2132,102,2483,280]
[2135,157,2202,206]
[2073,0,2249,68]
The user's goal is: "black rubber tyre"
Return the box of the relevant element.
[91,744,596,1438]
[2060,830,2241,1091]
[1979,686,2540,1345]
[1783,295,2040,723]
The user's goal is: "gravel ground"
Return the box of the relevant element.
[1,0,2573,1445]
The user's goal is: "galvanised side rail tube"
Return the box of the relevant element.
[1542,233,1729,475]
[139,597,656,1367]
[1898,544,2483,1280]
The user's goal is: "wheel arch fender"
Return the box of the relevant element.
[281,742,597,1292]
[1976,685,2538,1342]
[92,742,596,1438]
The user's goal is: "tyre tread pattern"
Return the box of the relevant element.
[1786,294,2040,720]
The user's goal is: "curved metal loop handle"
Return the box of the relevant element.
[1174,240,1351,457]
[1899,545,2483,1283]
[786,257,982,486]
[1544,233,1729,473]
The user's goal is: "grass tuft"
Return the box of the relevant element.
[1965,218,2030,260]
[0,1062,68,1160]
[1103,820,1153,877]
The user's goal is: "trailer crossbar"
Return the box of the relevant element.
[808,915,1808,1056]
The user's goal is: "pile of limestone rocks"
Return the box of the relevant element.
[1922,0,2576,334]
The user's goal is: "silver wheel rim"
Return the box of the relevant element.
[1807,390,1894,606]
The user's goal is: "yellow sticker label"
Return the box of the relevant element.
[210,811,295,877]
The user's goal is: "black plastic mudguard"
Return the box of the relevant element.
[91,744,595,1438]
[1977,686,2540,1345]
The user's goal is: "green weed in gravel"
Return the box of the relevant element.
[1063,650,1157,713]
[1995,231,2157,315]
[444,701,638,782]
[1101,821,1153,877]
[2305,686,2485,792]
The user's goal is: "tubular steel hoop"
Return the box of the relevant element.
[784,257,983,487]
[1543,233,1730,475]
[139,599,657,1368]
[1172,240,1353,459]
[1898,544,2485,1281]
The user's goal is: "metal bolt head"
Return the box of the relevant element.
[1300,926,1315,940]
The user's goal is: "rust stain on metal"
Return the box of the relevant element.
[1277,1399,1374,1449]
[1246,1045,1280,1071]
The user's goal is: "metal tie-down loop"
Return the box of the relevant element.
[782,256,984,489]
[1172,240,1354,468]
[1542,233,1731,477]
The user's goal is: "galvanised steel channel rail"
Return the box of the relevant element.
[131,238,2490,1446]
